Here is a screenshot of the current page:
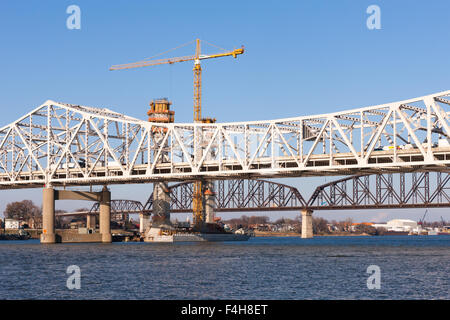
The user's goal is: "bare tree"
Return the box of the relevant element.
[355,224,377,235]
[312,217,330,234]
[223,215,270,229]
[55,209,69,228]
[4,200,41,220]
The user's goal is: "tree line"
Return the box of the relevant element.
[1,200,90,228]
[2,200,449,233]
[3,200,41,220]
[222,215,450,235]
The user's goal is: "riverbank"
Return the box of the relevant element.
[253,231,371,237]
[0,228,137,242]
[0,229,370,241]
[0,234,30,240]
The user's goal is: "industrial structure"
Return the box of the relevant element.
[2,90,450,242]
[110,39,244,230]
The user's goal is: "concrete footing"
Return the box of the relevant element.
[301,209,313,239]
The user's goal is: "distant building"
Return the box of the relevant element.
[70,221,84,229]
[27,217,42,229]
[327,224,339,232]
[5,219,20,230]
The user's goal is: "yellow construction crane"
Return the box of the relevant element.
[110,39,244,229]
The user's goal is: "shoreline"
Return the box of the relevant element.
[253,231,371,237]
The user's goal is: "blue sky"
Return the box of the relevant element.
[1,0,450,222]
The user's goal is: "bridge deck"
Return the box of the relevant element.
[2,147,450,189]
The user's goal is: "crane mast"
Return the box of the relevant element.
[193,39,203,228]
[194,38,202,122]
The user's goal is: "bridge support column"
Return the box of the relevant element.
[99,186,112,243]
[205,181,215,223]
[139,213,151,234]
[40,187,56,244]
[152,182,171,226]
[86,214,96,230]
[301,209,313,239]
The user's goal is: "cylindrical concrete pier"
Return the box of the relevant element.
[204,181,215,223]
[41,187,56,244]
[301,209,313,239]
[152,182,171,226]
[86,214,96,230]
[99,186,112,243]
[139,213,150,233]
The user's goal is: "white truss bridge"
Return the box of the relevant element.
[2,90,450,189]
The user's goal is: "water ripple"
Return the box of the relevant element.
[0,236,448,299]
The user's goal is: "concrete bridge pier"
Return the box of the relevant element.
[41,187,56,244]
[152,182,171,226]
[86,213,96,230]
[99,186,112,243]
[204,181,216,223]
[139,213,151,233]
[39,186,111,244]
[301,209,313,239]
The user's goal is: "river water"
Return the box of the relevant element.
[0,236,448,300]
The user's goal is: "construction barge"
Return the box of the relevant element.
[144,224,251,243]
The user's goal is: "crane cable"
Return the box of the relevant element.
[140,39,196,62]
[124,39,233,66]
[200,39,229,53]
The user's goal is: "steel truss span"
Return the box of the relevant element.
[309,171,450,210]
[57,199,147,217]
[90,199,146,214]
[143,179,308,213]
[66,172,450,216]
[3,91,450,188]
[142,172,450,213]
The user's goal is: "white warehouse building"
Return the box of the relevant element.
[4,218,21,230]
[373,219,418,232]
